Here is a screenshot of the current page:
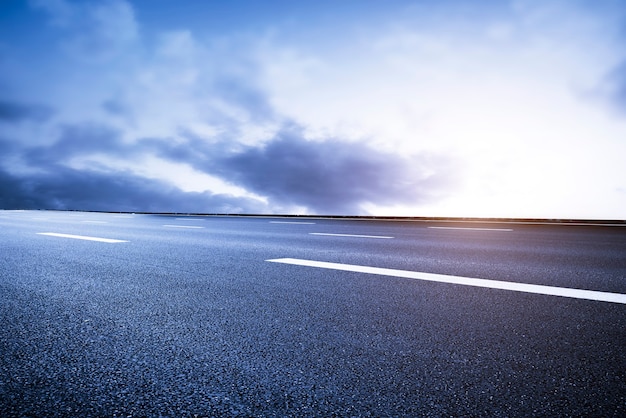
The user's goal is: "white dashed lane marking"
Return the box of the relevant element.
[309,233,394,239]
[37,232,128,243]
[163,225,205,229]
[267,258,626,304]
[270,221,316,224]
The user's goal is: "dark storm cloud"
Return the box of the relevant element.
[203,129,458,214]
[0,164,263,213]
[0,127,267,213]
[138,125,459,215]
[0,101,53,123]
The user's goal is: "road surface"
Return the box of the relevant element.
[1,210,625,417]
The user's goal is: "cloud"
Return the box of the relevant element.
[0,126,267,213]
[0,165,265,213]
[205,127,458,214]
[30,0,139,62]
[0,123,268,213]
[586,4,626,117]
[0,101,54,123]
[0,115,458,214]
[102,98,133,120]
[605,61,626,114]
[25,123,127,163]
[212,76,277,124]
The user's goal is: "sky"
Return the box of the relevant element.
[1,0,625,218]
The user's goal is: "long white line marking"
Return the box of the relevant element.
[37,232,128,243]
[175,218,205,221]
[428,226,513,231]
[270,221,316,224]
[163,225,205,229]
[80,220,108,224]
[309,233,394,239]
[266,258,626,304]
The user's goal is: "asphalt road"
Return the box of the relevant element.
[1,210,625,417]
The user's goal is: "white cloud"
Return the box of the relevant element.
[66,152,264,199]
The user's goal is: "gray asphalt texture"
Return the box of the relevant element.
[1,210,625,417]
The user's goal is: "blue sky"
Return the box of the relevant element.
[1,0,625,218]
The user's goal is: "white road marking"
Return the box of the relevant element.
[80,220,108,224]
[428,226,513,231]
[309,233,394,239]
[270,221,316,224]
[37,232,128,243]
[163,225,205,229]
[175,218,205,221]
[113,215,134,218]
[266,258,626,305]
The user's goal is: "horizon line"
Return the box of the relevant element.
[4,209,625,225]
